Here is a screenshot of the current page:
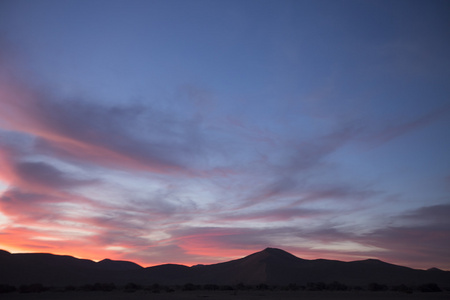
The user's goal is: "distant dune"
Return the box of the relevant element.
[1,247,449,288]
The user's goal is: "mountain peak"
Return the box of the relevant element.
[428,267,443,272]
[0,249,11,256]
[246,247,304,264]
[97,258,142,270]
[262,247,285,253]
[261,247,301,258]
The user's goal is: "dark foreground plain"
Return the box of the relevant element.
[2,290,450,300]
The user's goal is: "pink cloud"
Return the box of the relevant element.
[0,78,201,175]
[0,147,97,196]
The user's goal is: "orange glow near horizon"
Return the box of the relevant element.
[0,242,375,268]
[0,236,447,271]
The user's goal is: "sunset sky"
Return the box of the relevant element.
[0,0,449,270]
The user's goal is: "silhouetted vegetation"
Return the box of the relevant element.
[18,283,47,293]
[368,282,388,291]
[0,281,446,294]
[124,282,143,292]
[256,283,270,290]
[285,283,301,291]
[235,282,245,290]
[390,284,413,293]
[306,281,327,291]
[182,282,201,291]
[417,283,442,292]
[203,283,219,290]
[220,285,234,290]
[147,283,175,293]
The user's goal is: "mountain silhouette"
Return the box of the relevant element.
[96,258,142,271]
[1,247,449,288]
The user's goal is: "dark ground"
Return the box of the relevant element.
[2,290,450,300]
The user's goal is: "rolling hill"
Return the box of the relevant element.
[0,248,449,288]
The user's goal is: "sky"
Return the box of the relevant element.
[0,0,449,270]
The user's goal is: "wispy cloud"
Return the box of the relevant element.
[0,79,209,175]
[0,30,449,271]
[293,204,450,269]
[365,105,450,147]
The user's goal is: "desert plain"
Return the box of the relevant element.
[2,290,450,300]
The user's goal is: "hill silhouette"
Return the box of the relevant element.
[1,248,449,288]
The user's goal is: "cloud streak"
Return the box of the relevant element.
[0,77,209,175]
[1,71,448,269]
[0,4,449,272]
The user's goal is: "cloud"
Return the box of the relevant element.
[361,104,450,148]
[233,123,365,209]
[0,189,57,223]
[0,136,96,195]
[364,204,450,261]
[168,226,282,257]
[0,225,123,262]
[0,75,209,175]
[217,207,329,223]
[401,203,450,225]
[294,204,450,269]
[361,225,450,270]
[0,186,158,262]
[0,187,96,225]
[15,161,94,189]
[1,34,448,271]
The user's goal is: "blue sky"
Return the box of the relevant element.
[0,0,449,269]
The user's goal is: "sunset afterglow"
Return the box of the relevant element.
[0,0,449,270]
